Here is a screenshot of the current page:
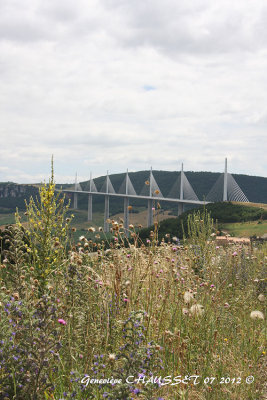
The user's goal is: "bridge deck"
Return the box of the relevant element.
[63,189,209,205]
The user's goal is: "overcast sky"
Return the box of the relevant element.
[0,0,267,183]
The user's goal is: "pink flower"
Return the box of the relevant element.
[152,207,155,211]
[210,284,215,288]
[127,254,131,258]
[232,251,238,256]
[58,319,66,325]
[123,298,129,302]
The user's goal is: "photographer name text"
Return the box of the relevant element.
[81,374,255,386]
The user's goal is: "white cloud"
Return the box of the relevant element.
[0,0,266,184]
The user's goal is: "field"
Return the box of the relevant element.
[232,202,267,211]
[0,181,266,400]
[220,221,267,238]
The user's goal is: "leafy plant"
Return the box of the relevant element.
[22,162,72,294]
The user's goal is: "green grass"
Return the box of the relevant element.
[220,220,267,237]
[0,212,27,227]
[0,212,16,226]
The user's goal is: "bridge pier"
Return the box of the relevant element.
[73,193,78,210]
[104,195,110,233]
[178,202,184,216]
[147,199,153,227]
[88,194,92,221]
[124,197,129,236]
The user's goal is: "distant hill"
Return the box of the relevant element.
[0,183,39,212]
[0,170,266,215]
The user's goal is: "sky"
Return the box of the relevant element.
[0,0,267,184]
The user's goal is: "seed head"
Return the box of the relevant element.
[250,311,264,320]
[183,291,194,304]
[189,304,204,316]
[258,294,265,302]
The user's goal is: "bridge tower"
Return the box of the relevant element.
[206,158,248,202]
[147,167,153,227]
[104,171,110,233]
[124,169,130,236]
[223,157,228,201]
[88,172,93,221]
[178,163,184,216]
[73,172,78,210]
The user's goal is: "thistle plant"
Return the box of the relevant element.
[185,208,216,276]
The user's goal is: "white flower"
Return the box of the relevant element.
[79,235,85,241]
[258,294,265,302]
[108,353,116,361]
[250,311,264,320]
[183,291,194,304]
[182,307,189,315]
[189,304,204,316]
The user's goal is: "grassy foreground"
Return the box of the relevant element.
[0,176,266,400]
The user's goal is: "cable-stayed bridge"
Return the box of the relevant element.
[63,158,249,233]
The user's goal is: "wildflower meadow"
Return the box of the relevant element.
[0,171,266,400]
